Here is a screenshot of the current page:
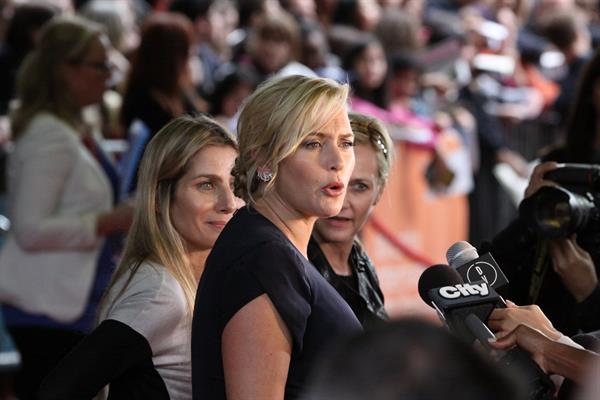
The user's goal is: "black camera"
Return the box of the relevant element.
[518,164,600,239]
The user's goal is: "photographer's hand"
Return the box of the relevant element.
[488,300,562,340]
[524,161,558,198]
[549,236,598,303]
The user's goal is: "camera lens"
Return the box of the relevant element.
[519,186,595,238]
[535,195,571,234]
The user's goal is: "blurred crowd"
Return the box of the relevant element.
[1,0,599,246]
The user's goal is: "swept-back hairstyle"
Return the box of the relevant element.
[11,15,104,137]
[102,115,237,314]
[349,112,394,191]
[234,74,350,205]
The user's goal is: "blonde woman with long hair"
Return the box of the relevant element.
[39,115,241,399]
[192,75,362,399]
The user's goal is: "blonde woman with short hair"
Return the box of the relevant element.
[39,116,241,399]
[192,75,362,399]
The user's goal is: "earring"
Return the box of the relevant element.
[257,166,273,182]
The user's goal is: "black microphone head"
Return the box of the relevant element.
[418,264,464,306]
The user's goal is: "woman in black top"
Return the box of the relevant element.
[192,75,362,399]
[308,112,393,329]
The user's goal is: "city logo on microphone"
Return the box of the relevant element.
[438,283,490,299]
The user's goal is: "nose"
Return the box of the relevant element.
[218,186,238,214]
[324,143,345,172]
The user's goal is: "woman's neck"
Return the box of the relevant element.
[253,197,316,258]
[187,249,210,282]
[316,239,354,276]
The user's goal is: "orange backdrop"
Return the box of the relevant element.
[361,140,469,320]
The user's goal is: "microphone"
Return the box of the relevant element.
[418,264,503,344]
[446,241,509,290]
[418,264,555,400]
[417,264,463,305]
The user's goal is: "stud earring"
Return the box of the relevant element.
[257,166,273,182]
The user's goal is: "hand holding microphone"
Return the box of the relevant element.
[418,255,555,399]
[445,240,579,342]
[488,300,562,341]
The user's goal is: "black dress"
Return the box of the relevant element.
[191,207,362,400]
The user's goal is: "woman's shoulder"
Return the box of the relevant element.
[103,261,187,323]
[213,208,291,255]
[102,260,190,353]
[25,112,72,133]
[17,112,79,146]
[122,261,185,299]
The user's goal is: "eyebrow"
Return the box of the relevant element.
[309,132,354,139]
[350,176,375,182]
[189,173,231,181]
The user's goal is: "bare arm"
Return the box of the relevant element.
[222,293,293,400]
[490,324,598,384]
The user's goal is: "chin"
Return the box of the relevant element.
[325,203,345,217]
[319,209,343,219]
[302,200,343,219]
[321,232,353,244]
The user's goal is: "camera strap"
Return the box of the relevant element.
[528,239,550,303]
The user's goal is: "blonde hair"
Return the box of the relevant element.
[102,115,237,314]
[235,74,350,204]
[349,112,394,191]
[11,15,105,138]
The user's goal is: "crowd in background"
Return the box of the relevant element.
[0,0,600,398]
[2,0,598,245]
